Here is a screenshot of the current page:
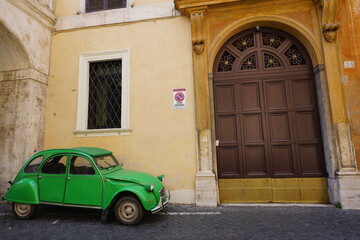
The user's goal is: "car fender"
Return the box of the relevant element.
[103,185,157,211]
[3,178,39,204]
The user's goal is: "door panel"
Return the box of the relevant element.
[216,85,236,112]
[271,145,296,176]
[243,114,264,142]
[266,81,288,110]
[217,147,241,177]
[240,83,261,111]
[63,156,103,206]
[64,176,103,206]
[244,146,267,176]
[218,115,238,143]
[269,113,291,141]
[38,155,68,203]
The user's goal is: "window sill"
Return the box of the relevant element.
[73,128,132,137]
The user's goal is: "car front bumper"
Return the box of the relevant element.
[151,189,170,214]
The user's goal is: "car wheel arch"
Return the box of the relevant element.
[3,178,39,204]
[104,187,156,211]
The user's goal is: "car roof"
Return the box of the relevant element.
[38,147,112,158]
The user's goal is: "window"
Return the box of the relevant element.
[75,49,130,137]
[70,156,95,175]
[86,0,126,12]
[41,156,67,174]
[88,60,122,129]
[24,156,44,173]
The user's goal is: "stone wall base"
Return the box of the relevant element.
[195,172,218,207]
[336,173,360,210]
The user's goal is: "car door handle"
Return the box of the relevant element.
[67,177,71,180]
[38,176,42,179]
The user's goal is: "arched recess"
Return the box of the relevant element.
[209,20,334,203]
[0,20,30,71]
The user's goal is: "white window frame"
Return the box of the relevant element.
[74,49,131,137]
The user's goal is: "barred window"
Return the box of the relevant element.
[76,49,130,137]
[86,0,126,13]
[88,60,122,129]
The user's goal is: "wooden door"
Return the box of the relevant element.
[214,28,326,179]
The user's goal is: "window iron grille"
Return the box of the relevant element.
[88,60,122,129]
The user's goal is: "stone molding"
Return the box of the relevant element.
[0,68,48,85]
[175,0,241,13]
[55,2,179,32]
[314,0,340,43]
[7,0,56,30]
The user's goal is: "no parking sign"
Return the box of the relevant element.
[173,88,187,109]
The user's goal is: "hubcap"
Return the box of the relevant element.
[119,202,138,221]
[15,203,31,216]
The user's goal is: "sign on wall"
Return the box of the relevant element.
[173,88,187,109]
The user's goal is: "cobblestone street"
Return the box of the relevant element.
[1,202,359,240]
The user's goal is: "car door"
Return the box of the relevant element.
[63,155,103,207]
[38,154,68,203]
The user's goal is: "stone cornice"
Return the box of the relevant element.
[175,0,241,14]
[7,0,56,30]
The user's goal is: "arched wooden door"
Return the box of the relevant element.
[214,28,327,203]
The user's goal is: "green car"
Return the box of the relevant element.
[2,147,169,225]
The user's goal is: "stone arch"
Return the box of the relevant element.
[0,20,30,71]
[208,15,324,73]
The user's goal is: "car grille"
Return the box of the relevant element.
[160,188,166,198]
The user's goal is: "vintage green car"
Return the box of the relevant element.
[2,147,169,225]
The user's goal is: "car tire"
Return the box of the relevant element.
[114,196,144,225]
[12,202,36,220]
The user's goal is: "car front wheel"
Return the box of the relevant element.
[114,196,144,225]
[12,202,36,220]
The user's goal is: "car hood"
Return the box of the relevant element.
[103,168,163,189]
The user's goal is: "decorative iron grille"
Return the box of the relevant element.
[285,44,306,65]
[264,53,282,68]
[232,33,255,52]
[262,32,285,49]
[88,60,122,129]
[218,50,236,72]
[240,53,257,70]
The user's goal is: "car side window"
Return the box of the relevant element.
[41,155,67,174]
[70,156,95,175]
[24,156,44,173]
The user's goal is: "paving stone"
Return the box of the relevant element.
[0,202,359,239]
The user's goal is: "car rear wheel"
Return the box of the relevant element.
[114,196,144,225]
[12,202,36,220]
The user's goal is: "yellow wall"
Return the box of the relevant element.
[45,16,197,192]
[55,0,173,16]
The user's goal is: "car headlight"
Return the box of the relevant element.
[157,175,165,182]
[145,183,154,192]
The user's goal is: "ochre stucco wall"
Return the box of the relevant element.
[45,16,197,197]
[337,0,360,169]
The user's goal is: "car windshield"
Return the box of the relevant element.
[94,155,120,170]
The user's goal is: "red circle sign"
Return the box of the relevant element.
[175,92,185,102]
